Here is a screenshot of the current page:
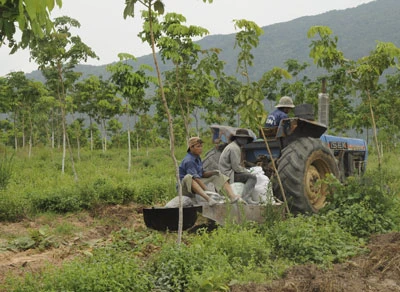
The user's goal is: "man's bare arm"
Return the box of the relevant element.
[202,170,220,178]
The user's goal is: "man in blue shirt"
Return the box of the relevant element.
[179,137,245,206]
[265,96,295,127]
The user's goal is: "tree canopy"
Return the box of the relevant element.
[0,0,62,52]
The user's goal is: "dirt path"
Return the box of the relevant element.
[1,205,400,291]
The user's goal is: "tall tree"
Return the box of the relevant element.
[74,75,102,151]
[307,26,348,131]
[374,72,400,150]
[29,16,98,180]
[124,0,213,244]
[134,113,156,155]
[348,42,400,166]
[107,53,152,172]
[233,19,266,129]
[92,78,122,153]
[67,118,85,160]
[3,71,27,150]
[156,12,209,139]
[0,76,12,114]
[22,79,49,157]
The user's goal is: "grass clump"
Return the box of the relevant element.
[4,248,154,292]
[148,224,289,291]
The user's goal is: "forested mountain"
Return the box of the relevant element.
[26,0,400,82]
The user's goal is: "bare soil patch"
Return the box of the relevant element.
[0,204,145,284]
[1,204,400,291]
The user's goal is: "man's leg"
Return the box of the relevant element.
[191,180,212,202]
[182,175,216,206]
[205,173,246,203]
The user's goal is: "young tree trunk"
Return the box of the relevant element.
[51,110,55,149]
[193,108,200,136]
[89,117,93,151]
[134,114,139,152]
[51,130,55,148]
[62,128,66,173]
[22,116,25,148]
[101,119,107,152]
[147,6,183,244]
[127,111,132,173]
[57,63,78,180]
[28,118,33,158]
[76,135,81,161]
[13,114,18,151]
[175,65,191,140]
[367,90,382,168]
[66,129,78,182]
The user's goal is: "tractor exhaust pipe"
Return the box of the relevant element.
[318,78,329,128]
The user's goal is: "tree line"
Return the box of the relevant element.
[1,3,400,168]
[1,16,399,152]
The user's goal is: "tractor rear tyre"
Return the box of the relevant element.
[273,137,339,214]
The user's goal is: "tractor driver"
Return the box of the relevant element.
[265,96,295,127]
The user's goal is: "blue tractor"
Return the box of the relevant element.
[206,105,368,214]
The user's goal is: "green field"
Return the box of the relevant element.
[0,144,399,291]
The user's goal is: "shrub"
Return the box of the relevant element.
[89,178,135,205]
[265,215,363,265]
[322,168,400,237]
[198,224,273,268]
[30,189,84,213]
[0,152,14,190]
[0,192,26,221]
[148,241,233,292]
[148,225,289,291]
[133,177,175,205]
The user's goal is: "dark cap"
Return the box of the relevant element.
[231,128,254,143]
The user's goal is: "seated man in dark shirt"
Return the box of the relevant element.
[265,96,295,127]
[179,137,245,206]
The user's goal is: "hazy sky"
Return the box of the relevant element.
[0,0,374,76]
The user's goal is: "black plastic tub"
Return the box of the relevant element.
[143,206,202,231]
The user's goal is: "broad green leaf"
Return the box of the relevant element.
[25,0,38,20]
[154,0,165,14]
[123,1,135,19]
[47,0,55,11]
